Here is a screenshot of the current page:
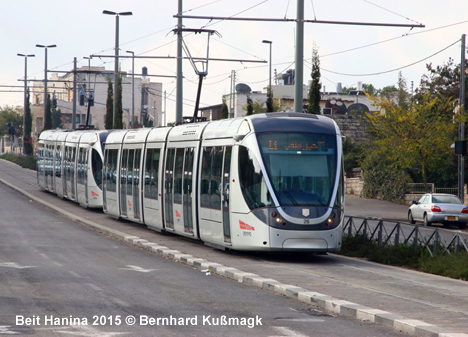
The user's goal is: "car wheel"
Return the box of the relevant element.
[408,211,415,224]
[423,214,430,226]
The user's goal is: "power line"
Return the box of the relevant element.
[319,39,460,77]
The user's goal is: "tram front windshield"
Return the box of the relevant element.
[257,132,337,207]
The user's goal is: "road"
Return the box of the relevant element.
[1,159,468,336]
[0,183,408,337]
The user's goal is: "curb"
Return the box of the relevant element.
[2,177,467,337]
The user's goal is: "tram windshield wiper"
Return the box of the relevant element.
[278,183,299,206]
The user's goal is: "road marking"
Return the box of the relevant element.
[120,265,158,273]
[87,283,103,292]
[45,325,128,336]
[270,326,309,337]
[68,271,82,278]
[0,262,36,269]
[275,318,325,322]
[0,325,20,334]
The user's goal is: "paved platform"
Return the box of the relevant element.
[1,158,467,337]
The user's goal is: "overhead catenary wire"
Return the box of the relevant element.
[318,39,460,77]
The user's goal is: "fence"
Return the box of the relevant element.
[343,216,468,256]
[435,187,458,195]
[406,183,434,194]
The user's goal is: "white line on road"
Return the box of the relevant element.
[0,262,36,269]
[119,265,158,273]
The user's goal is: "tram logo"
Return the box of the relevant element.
[175,210,181,218]
[91,191,99,197]
[127,200,132,207]
[239,220,255,231]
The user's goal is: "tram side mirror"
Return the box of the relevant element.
[233,134,245,142]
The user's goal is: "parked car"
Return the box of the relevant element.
[408,193,468,228]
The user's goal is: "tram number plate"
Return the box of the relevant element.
[446,216,457,221]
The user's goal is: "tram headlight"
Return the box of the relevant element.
[275,216,283,223]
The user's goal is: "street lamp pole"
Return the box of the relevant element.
[36,44,56,128]
[17,53,35,154]
[126,50,135,127]
[262,40,272,90]
[103,10,133,129]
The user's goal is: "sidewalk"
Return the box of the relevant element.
[0,159,467,337]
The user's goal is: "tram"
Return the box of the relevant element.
[37,129,110,208]
[37,113,345,252]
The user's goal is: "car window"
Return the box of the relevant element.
[418,196,427,204]
[432,195,462,204]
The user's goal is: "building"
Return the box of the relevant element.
[30,66,163,138]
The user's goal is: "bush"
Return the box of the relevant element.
[0,153,36,170]
[340,234,468,280]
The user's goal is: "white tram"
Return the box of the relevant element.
[37,129,110,208]
[36,113,344,252]
[102,113,345,252]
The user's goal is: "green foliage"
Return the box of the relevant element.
[0,153,37,170]
[365,90,457,189]
[340,235,468,280]
[105,77,113,130]
[246,95,253,116]
[266,86,274,113]
[44,94,52,131]
[343,139,365,178]
[361,151,412,203]
[114,75,123,129]
[0,106,22,137]
[52,108,62,129]
[24,90,33,156]
[419,252,468,280]
[307,44,321,114]
[221,98,229,119]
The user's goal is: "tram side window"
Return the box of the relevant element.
[238,146,272,210]
[91,149,103,189]
[144,148,160,200]
[104,149,118,193]
[173,148,184,204]
[211,147,223,210]
[37,144,44,172]
[55,146,61,177]
[200,147,213,208]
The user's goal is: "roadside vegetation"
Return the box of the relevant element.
[344,59,467,203]
[340,235,468,281]
[0,153,36,170]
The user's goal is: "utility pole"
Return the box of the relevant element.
[294,0,304,113]
[72,57,77,130]
[176,0,183,123]
[459,34,466,202]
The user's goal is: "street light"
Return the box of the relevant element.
[126,50,135,127]
[103,10,133,129]
[262,40,272,90]
[36,44,57,129]
[17,53,35,154]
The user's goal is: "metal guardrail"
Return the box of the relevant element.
[343,216,468,256]
[434,187,458,195]
[406,183,434,194]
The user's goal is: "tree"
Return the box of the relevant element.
[114,74,123,129]
[307,44,321,114]
[266,86,274,112]
[397,71,410,109]
[379,85,398,100]
[366,91,458,190]
[221,98,229,119]
[52,108,62,129]
[24,90,33,156]
[246,95,254,116]
[105,77,113,130]
[362,83,378,96]
[44,94,52,131]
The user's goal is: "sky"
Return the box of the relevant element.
[1,0,468,123]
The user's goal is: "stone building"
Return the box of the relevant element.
[30,66,163,138]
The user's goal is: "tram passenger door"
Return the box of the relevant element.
[164,148,175,229]
[183,148,195,234]
[120,149,128,217]
[222,147,232,243]
[200,146,231,243]
[132,149,141,221]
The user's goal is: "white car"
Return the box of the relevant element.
[408,193,468,228]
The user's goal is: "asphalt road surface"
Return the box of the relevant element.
[0,183,409,337]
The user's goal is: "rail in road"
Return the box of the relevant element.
[344,216,468,256]
[1,159,468,336]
